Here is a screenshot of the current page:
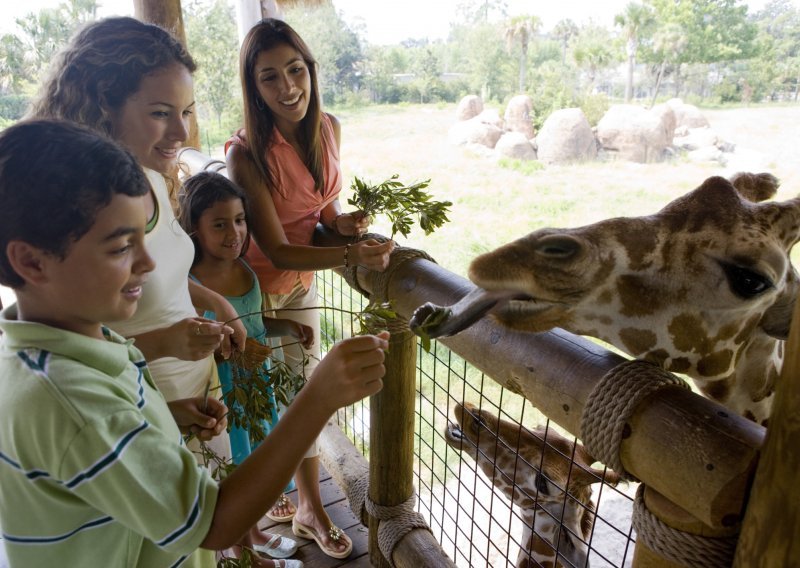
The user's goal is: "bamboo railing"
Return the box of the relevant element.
[179,147,797,567]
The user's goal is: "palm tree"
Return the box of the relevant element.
[614,2,655,103]
[552,18,579,66]
[504,15,541,93]
[573,25,616,95]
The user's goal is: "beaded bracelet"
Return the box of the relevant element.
[343,243,352,268]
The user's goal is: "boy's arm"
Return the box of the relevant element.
[200,331,388,549]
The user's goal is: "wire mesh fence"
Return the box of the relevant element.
[316,269,637,568]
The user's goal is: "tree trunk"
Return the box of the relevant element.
[518,49,526,92]
[649,60,666,109]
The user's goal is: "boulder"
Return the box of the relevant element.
[504,95,535,139]
[536,108,597,165]
[448,117,503,148]
[456,95,483,121]
[596,104,671,163]
[666,98,710,129]
[476,108,504,130]
[651,103,676,144]
[495,132,537,160]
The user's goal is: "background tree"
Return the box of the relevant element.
[286,3,362,105]
[185,0,239,130]
[572,24,617,95]
[614,1,655,102]
[644,22,688,106]
[552,18,579,66]
[504,15,541,93]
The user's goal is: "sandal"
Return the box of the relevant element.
[266,494,296,523]
[292,518,353,560]
[252,533,298,559]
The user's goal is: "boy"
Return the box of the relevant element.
[0,120,388,567]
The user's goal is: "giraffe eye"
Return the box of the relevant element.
[720,262,773,299]
[534,472,549,495]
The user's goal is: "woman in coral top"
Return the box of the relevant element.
[226,19,394,560]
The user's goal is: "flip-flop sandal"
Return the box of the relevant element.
[252,533,298,559]
[292,519,353,560]
[266,494,296,523]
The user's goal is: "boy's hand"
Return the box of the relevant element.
[289,321,314,350]
[308,331,389,411]
[171,317,234,361]
[168,396,228,442]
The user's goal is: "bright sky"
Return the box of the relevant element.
[0,0,783,44]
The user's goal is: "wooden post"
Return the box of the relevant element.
[733,289,800,564]
[132,0,200,150]
[369,326,417,567]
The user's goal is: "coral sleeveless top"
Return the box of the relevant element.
[225,114,342,294]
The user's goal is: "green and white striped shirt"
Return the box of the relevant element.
[0,306,218,567]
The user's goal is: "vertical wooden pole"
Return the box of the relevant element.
[369,326,416,567]
[132,0,200,150]
[733,297,800,564]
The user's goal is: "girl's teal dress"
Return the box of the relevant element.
[191,259,287,471]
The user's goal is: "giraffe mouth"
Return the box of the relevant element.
[410,287,534,339]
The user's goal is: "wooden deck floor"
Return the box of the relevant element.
[257,465,372,568]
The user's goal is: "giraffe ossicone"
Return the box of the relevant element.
[414,173,795,425]
[445,402,620,568]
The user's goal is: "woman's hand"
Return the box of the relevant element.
[350,239,395,272]
[210,297,247,358]
[167,317,234,361]
[334,211,371,237]
[168,396,228,442]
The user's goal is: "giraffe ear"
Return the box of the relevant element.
[728,172,779,202]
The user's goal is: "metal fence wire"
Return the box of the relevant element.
[316,270,638,568]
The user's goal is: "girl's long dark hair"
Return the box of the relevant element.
[179,171,251,265]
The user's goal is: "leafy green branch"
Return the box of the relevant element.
[347,174,452,239]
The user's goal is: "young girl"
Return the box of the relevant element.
[179,171,313,562]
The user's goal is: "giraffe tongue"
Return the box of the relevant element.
[409,287,524,338]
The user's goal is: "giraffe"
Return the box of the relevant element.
[445,402,619,568]
[412,173,798,425]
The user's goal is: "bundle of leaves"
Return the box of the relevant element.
[348,174,452,239]
[225,338,305,446]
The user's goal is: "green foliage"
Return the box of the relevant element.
[185,0,239,128]
[577,92,611,126]
[0,95,29,120]
[348,174,452,239]
[1,0,98,95]
[285,4,363,105]
[355,301,397,335]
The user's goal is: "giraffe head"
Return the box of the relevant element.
[445,402,619,568]
[413,173,799,423]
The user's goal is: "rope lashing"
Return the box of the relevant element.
[345,474,432,567]
[341,233,436,307]
[580,359,691,480]
[632,485,737,567]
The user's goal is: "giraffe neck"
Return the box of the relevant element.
[516,508,589,568]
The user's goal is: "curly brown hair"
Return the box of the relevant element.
[27,17,196,138]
